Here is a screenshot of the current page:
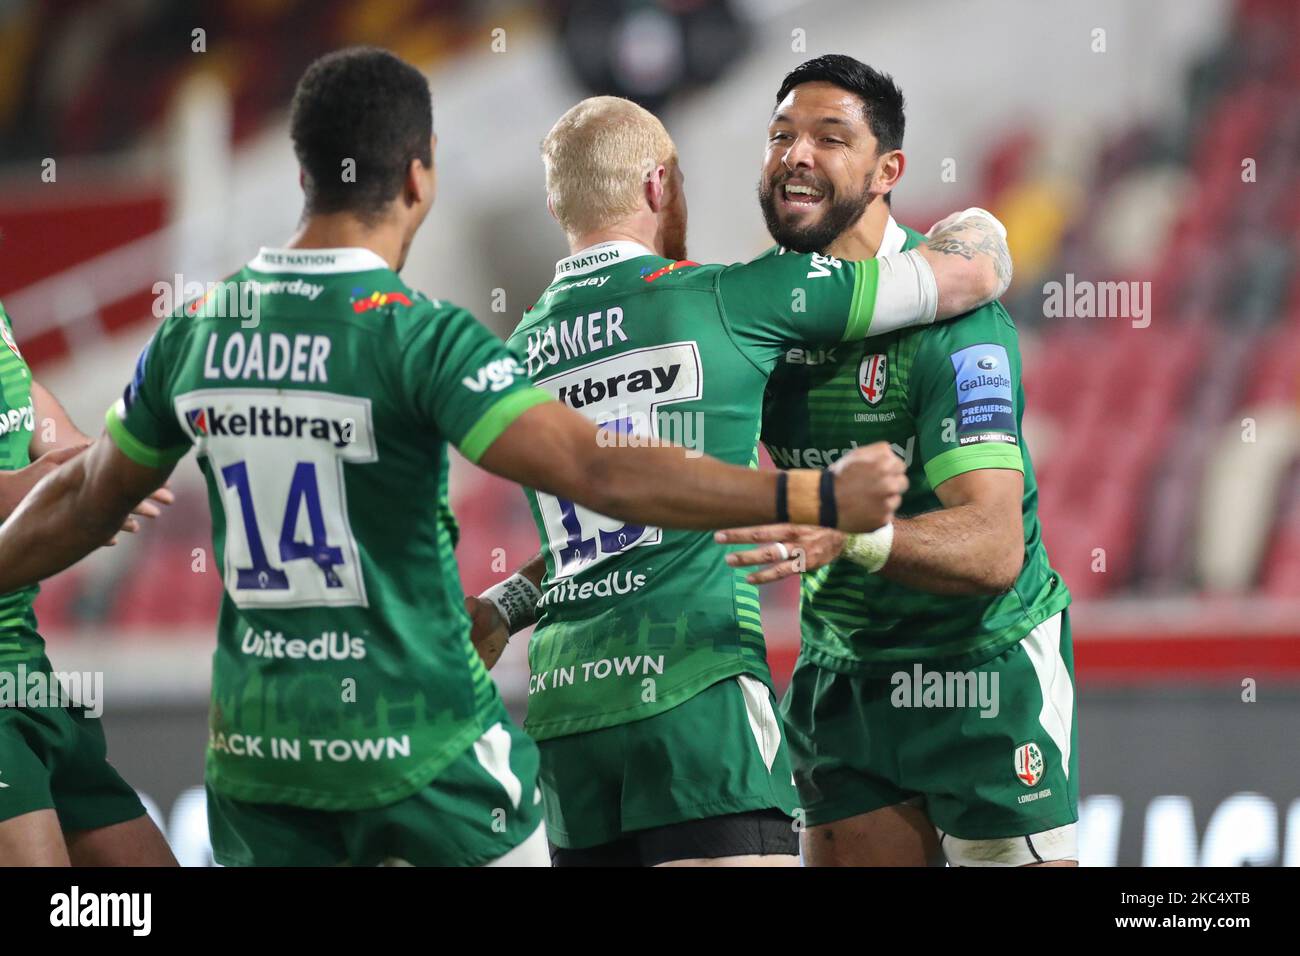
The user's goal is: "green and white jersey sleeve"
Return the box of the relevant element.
[716,251,878,365]
[908,301,1026,490]
[397,303,553,462]
[108,318,193,467]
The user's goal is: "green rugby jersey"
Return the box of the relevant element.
[507,240,888,740]
[0,300,40,660]
[761,220,1070,674]
[108,247,553,810]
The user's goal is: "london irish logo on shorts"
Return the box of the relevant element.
[1014,741,1044,787]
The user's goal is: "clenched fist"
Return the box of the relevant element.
[829,441,907,532]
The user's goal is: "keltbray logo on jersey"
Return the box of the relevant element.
[534,343,702,578]
[558,361,680,409]
[350,288,413,314]
[767,436,914,470]
[1015,741,1045,787]
[462,356,522,393]
[538,569,648,608]
[175,389,376,610]
[859,352,888,405]
[181,401,354,448]
[239,627,366,661]
[0,400,34,438]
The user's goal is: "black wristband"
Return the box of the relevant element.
[818,468,838,529]
[775,471,789,523]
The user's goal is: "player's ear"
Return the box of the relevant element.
[644,163,667,214]
[873,149,905,199]
[546,193,558,224]
[407,155,434,208]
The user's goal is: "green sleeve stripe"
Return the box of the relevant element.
[842,259,879,341]
[457,387,554,463]
[923,442,1024,489]
[104,403,190,468]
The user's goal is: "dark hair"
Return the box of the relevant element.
[775,54,905,153]
[290,47,434,219]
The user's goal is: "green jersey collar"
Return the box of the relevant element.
[553,241,656,281]
[248,247,390,274]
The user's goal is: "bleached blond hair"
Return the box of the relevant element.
[541,96,678,237]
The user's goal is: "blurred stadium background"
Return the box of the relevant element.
[1,0,1297,865]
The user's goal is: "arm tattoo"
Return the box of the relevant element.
[925,216,1013,297]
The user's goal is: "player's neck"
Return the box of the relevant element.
[823,199,892,260]
[287,213,408,271]
[569,219,661,257]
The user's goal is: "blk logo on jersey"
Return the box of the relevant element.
[859,353,887,406]
[1015,741,1045,787]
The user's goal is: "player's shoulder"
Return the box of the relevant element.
[722,246,833,285]
[634,257,719,288]
[360,277,475,341]
[906,300,1019,383]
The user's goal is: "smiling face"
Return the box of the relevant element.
[759,81,892,253]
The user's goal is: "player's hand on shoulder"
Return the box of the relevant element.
[464,594,509,670]
[715,523,845,585]
[831,441,907,532]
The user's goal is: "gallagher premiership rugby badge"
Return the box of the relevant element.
[859,352,887,405]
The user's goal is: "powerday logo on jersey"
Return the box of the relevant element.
[859,353,888,405]
[1014,741,1045,787]
[350,287,413,314]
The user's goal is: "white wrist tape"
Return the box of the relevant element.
[842,522,894,574]
[480,573,542,635]
[869,249,939,334]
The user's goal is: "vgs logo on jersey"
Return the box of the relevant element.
[806,252,843,279]
[859,353,888,406]
[462,357,522,393]
[1014,741,1045,787]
